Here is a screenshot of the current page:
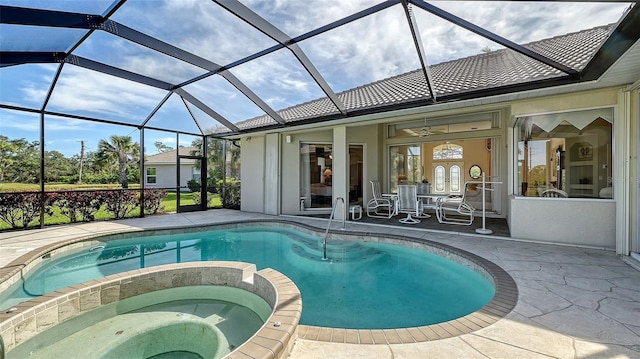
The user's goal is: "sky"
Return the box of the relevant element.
[0,0,633,157]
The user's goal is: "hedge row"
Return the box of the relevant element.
[0,189,167,230]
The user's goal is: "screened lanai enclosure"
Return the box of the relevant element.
[1,0,639,230]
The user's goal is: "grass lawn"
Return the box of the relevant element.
[0,187,222,231]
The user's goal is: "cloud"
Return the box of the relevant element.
[111,0,277,66]
[44,117,98,132]
[242,0,382,37]
[296,5,420,91]
[230,49,326,107]
[0,110,40,132]
[156,136,177,144]
[46,66,168,123]
[432,1,630,45]
[264,95,289,108]
[3,0,633,126]
[61,0,636,114]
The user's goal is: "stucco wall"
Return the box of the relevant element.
[241,136,265,213]
[145,164,195,189]
[510,88,618,116]
[509,196,616,249]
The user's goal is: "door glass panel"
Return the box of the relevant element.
[349,145,364,205]
[435,166,445,192]
[450,165,461,193]
[300,144,332,209]
[389,144,423,192]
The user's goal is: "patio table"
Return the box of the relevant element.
[382,193,399,216]
[417,193,449,219]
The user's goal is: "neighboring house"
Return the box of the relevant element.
[144,147,200,190]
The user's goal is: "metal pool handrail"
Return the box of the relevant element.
[322,197,345,260]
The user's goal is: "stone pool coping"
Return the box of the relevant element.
[0,261,301,359]
[0,219,517,348]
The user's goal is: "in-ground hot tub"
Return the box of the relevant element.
[1,262,301,359]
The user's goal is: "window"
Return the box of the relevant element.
[146,167,157,184]
[387,112,498,139]
[514,108,613,198]
[300,144,332,209]
[433,143,463,159]
[389,145,422,192]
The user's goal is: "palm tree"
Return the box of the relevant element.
[190,137,223,185]
[96,135,140,188]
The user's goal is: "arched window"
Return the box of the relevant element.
[433,143,463,160]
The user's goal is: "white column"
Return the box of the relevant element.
[615,89,631,255]
[264,133,280,215]
[240,136,265,213]
[333,126,348,220]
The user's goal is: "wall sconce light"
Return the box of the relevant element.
[285,135,292,143]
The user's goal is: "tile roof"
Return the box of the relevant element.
[223,24,614,133]
[145,147,198,164]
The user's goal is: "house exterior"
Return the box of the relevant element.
[144,147,200,190]
[234,22,640,260]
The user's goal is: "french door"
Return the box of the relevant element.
[431,162,464,195]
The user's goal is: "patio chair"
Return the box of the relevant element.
[435,182,475,225]
[541,189,568,198]
[366,180,394,218]
[397,185,421,224]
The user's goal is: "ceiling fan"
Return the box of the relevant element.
[416,120,448,137]
[419,126,432,137]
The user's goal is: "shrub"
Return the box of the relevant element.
[187,179,200,192]
[206,176,219,194]
[0,192,55,229]
[192,191,213,206]
[53,191,104,222]
[102,190,139,219]
[143,188,167,214]
[219,179,240,209]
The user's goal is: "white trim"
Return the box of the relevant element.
[145,167,157,185]
[615,90,631,255]
[626,78,640,91]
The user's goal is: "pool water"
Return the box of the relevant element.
[1,226,494,329]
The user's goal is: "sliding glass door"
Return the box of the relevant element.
[300,143,333,209]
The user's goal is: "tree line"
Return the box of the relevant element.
[0,134,140,186]
[0,134,239,189]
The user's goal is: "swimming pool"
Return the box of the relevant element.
[1,222,502,329]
